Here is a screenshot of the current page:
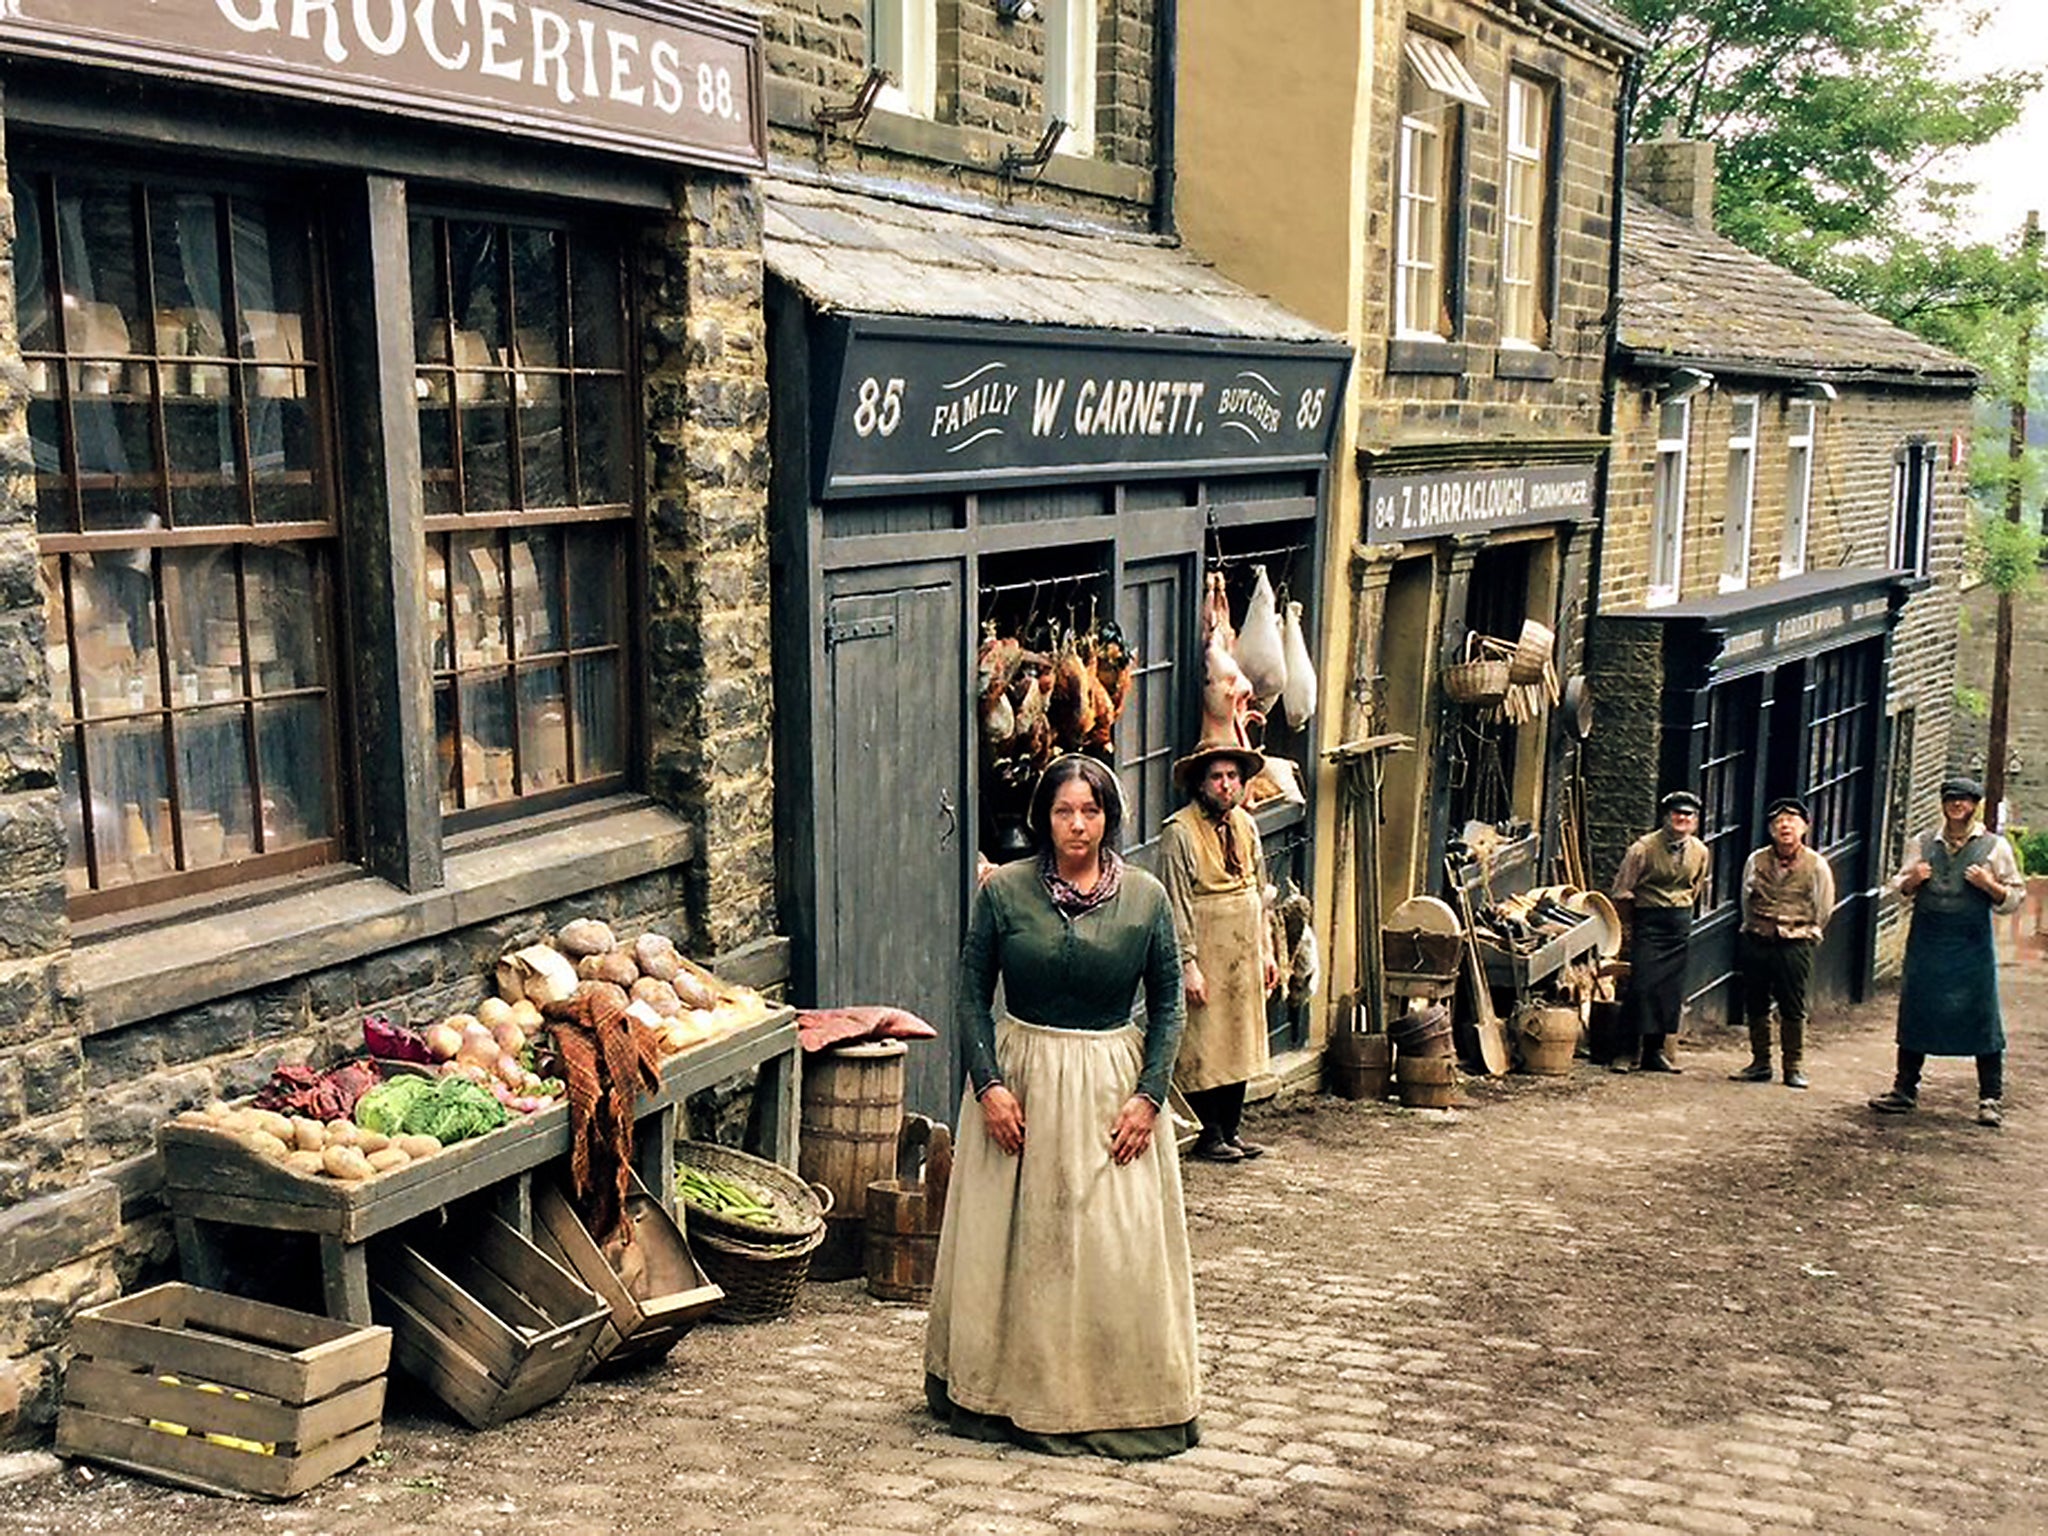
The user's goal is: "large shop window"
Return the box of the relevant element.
[410,214,632,818]
[1499,73,1553,350]
[22,170,342,916]
[1889,440,1936,579]
[1803,648,1873,853]
[1648,397,1691,606]
[1699,676,1761,913]
[1395,32,1479,341]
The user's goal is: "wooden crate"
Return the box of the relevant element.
[56,1283,389,1500]
[371,1209,608,1429]
[532,1177,722,1375]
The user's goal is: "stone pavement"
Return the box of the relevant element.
[1,961,2044,1535]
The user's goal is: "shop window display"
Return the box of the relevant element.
[20,168,341,914]
[411,214,631,815]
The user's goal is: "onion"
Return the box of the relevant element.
[492,1021,527,1058]
[476,997,514,1029]
[423,1023,463,1061]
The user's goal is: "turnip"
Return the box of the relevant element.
[423,1022,463,1061]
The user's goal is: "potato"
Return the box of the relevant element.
[476,997,514,1029]
[248,1109,294,1142]
[555,917,616,957]
[323,1118,360,1147]
[243,1130,290,1159]
[355,1129,391,1154]
[290,1117,327,1153]
[395,1134,443,1160]
[322,1145,373,1180]
[633,933,681,982]
[285,1150,326,1176]
[366,1147,411,1174]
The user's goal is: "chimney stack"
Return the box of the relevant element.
[1625,134,1717,230]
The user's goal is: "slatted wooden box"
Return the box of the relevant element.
[371,1208,607,1429]
[532,1177,722,1375]
[57,1283,390,1500]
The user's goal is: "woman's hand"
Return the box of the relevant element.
[1183,960,1208,1006]
[1109,1094,1158,1167]
[1263,956,1281,994]
[979,1084,1025,1155]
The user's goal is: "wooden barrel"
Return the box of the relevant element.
[1517,1005,1580,1076]
[866,1117,952,1303]
[800,1040,907,1280]
[1325,1030,1392,1101]
[1394,1050,1458,1108]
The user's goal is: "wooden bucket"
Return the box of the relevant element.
[1325,1030,1391,1101]
[1394,1050,1458,1108]
[865,1116,952,1304]
[799,1040,908,1280]
[1517,1005,1580,1076]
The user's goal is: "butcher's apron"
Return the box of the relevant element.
[925,1018,1200,1440]
[1897,834,2006,1057]
[1624,906,1693,1039]
[1174,881,1270,1092]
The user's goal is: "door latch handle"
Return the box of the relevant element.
[938,788,957,848]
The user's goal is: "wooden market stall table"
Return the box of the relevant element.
[162,1007,800,1324]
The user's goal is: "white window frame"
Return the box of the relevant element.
[1043,0,1098,157]
[867,0,937,119]
[1649,397,1691,607]
[1780,401,1816,577]
[1719,395,1759,592]
[1395,109,1446,339]
[1500,74,1549,349]
[1889,441,1937,578]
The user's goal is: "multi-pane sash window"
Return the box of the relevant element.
[1780,402,1816,576]
[1720,396,1758,591]
[1395,33,1479,341]
[1649,397,1691,605]
[1500,74,1552,348]
[20,169,342,915]
[1889,440,1936,578]
[1043,0,1099,156]
[411,215,632,817]
[867,0,937,118]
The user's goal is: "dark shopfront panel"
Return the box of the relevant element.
[1599,571,1908,1028]
[770,303,1350,1120]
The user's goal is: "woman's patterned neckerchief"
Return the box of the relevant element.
[1042,848,1124,916]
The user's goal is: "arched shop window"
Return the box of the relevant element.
[23,168,343,916]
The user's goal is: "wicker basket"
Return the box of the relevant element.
[676,1139,832,1246]
[1508,619,1554,685]
[1442,633,1511,705]
[692,1224,826,1323]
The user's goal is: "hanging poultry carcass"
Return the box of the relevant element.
[1200,569,1235,653]
[1236,564,1288,712]
[1280,600,1318,726]
[1046,630,1096,752]
[977,629,1020,744]
[1200,633,1259,750]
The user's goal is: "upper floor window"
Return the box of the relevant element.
[868,0,937,118]
[410,213,633,819]
[1890,440,1937,578]
[1043,0,1098,157]
[1500,73,1553,349]
[1780,401,1816,576]
[1395,32,1482,341]
[22,170,343,918]
[1649,396,1691,606]
[1720,396,1759,591]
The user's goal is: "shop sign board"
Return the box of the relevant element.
[1363,464,1597,543]
[0,0,764,171]
[815,318,1352,498]
[1712,591,1894,672]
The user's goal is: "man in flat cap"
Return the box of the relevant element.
[1869,776,2024,1127]
[1611,790,1711,1073]
[1731,796,1836,1089]
[1162,736,1280,1162]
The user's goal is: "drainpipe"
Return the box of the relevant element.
[1586,51,1638,638]
[1152,0,1178,237]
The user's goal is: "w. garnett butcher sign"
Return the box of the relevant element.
[814,318,1352,498]
[1364,464,1597,543]
[0,0,763,170]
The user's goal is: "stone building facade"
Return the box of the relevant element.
[1587,149,1977,1027]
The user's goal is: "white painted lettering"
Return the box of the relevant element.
[414,0,470,70]
[289,0,349,63]
[650,38,684,113]
[578,17,600,98]
[352,0,407,55]
[1032,379,1066,435]
[529,7,573,101]
[216,0,281,34]
[476,0,520,79]
[606,28,643,104]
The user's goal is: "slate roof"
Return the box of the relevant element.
[1619,193,1976,387]
[761,176,1335,344]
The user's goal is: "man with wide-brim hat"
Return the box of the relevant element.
[1731,796,1836,1089]
[1610,789,1710,1073]
[1161,737,1278,1162]
[1869,776,2024,1127]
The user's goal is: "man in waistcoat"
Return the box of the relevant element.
[1612,789,1711,1074]
[1730,797,1836,1090]
[1869,777,2024,1127]
[1163,738,1279,1163]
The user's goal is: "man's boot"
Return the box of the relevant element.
[1730,1020,1773,1082]
[1638,1034,1681,1073]
[1781,1016,1807,1090]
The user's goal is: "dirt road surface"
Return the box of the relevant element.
[1,961,2043,1534]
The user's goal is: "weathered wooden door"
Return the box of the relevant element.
[819,563,968,1121]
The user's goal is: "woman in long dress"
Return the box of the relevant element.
[924,754,1200,1458]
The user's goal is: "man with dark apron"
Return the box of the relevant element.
[1869,777,2024,1127]
[1612,790,1710,1074]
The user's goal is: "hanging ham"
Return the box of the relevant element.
[1236,564,1288,711]
[1280,599,1318,726]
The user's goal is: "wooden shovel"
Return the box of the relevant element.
[1448,868,1509,1076]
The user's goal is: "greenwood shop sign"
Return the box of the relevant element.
[0,0,764,169]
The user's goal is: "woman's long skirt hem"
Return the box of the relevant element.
[925,1373,1200,1461]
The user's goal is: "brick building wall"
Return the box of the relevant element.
[1357,0,1627,446]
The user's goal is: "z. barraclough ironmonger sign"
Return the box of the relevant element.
[815,318,1352,498]
[1364,464,1598,543]
[0,0,764,171]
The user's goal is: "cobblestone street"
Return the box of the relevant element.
[2,964,2043,1535]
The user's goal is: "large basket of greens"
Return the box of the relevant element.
[674,1140,831,1247]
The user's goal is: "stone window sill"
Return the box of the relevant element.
[1386,339,1469,377]
[72,795,695,1034]
[1493,346,1559,382]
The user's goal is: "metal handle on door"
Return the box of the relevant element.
[938,789,957,848]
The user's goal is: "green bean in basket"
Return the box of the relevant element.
[677,1164,779,1225]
